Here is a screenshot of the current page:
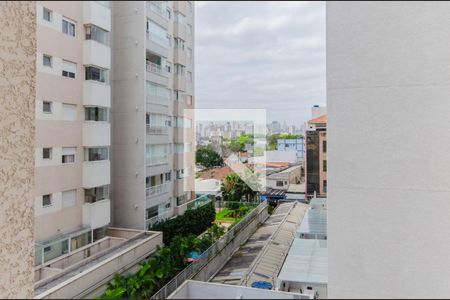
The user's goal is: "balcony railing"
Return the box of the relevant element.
[146,155,168,166]
[146,61,168,77]
[148,1,169,20]
[146,210,171,228]
[146,94,170,106]
[146,124,169,135]
[146,182,169,198]
[146,31,170,48]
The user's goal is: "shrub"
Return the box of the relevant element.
[150,202,216,245]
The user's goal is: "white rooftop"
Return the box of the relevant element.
[277,239,328,286]
[195,178,221,194]
[297,208,327,237]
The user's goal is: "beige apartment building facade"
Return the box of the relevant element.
[112,1,196,230]
[34,1,112,266]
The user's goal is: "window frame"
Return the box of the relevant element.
[43,54,52,67]
[62,17,76,37]
[43,147,52,160]
[42,194,52,207]
[43,101,53,114]
[43,7,52,22]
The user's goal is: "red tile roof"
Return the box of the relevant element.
[309,114,327,124]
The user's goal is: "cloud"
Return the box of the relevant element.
[194,1,326,125]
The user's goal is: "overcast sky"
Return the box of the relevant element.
[194,1,326,126]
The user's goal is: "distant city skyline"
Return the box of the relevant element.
[195,1,326,125]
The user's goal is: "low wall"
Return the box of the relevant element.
[192,206,269,281]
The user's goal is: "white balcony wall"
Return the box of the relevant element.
[83,1,111,31]
[83,40,111,69]
[83,81,111,107]
[83,160,110,188]
[83,122,111,147]
[82,199,111,229]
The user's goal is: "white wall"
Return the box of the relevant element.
[327,2,450,298]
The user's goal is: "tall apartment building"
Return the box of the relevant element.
[112,1,195,230]
[305,114,326,198]
[328,2,450,298]
[34,1,112,265]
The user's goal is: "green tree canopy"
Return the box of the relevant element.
[195,146,224,169]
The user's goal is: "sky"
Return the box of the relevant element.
[194,1,326,126]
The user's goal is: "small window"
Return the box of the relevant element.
[43,148,52,159]
[44,246,52,252]
[62,60,76,79]
[323,160,327,172]
[42,194,52,207]
[62,18,76,37]
[43,101,52,113]
[43,7,52,22]
[84,147,109,161]
[165,172,171,181]
[276,181,284,187]
[165,62,172,73]
[62,104,77,121]
[43,54,52,67]
[323,140,327,153]
[62,147,76,164]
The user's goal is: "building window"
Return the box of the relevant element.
[43,148,52,160]
[276,181,284,187]
[146,206,158,219]
[85,107,108,122]
[43,54,52,67]
[323,140,327,153]
[175,11,185,24]
[166,7,171,19]
[174,38,185,50]
[62,147,76,164]
[62,60,76,78]
[84,147,109,161]
[42,194,52,207]
[165,62,172,73]
[323,180,327,193]
[62,189,76,208]
[323,160,327,172]
[187,24,193,35]
[85,66,108,83]
[175,64,185,76]
[62,103,77,121]
[85,185,109,203]
[43,101,52,113]
[85,24,110,46]
[165,172,171,181]
[43,7,52,22]
[187,71,192,83]
[62,18,76,37]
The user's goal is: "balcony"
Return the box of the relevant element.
[146,32,169,58]
[83,40,111,70]
[146,155,168,166]
[146,61,169,86]
[146,93,170,107]
[83,1,111,32]
[146,2,169,29]
[34,228,162,299]
[82,199,111,229]
[145,210,171,228]
[146,182,169,198]
[83,80,111,107]
[83,122,110,147]
[83,160,110,188]
[146,124,169,135]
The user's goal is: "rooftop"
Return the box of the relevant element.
[296,208,328,239]
[277,239,328,286]
[308,114,327,124]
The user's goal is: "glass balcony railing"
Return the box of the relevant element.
[148,1,169,20]
[146,124,169,135]
[146,31,170,48]
[146,182,169,198]
[146,61,168,77]
[146,155,168,166]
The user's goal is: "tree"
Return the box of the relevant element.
[196,146,224,169]
[221,172,259,203]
